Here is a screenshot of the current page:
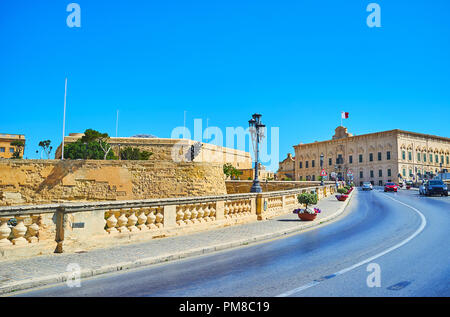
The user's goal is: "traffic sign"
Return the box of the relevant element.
[347,169,353,176]
[320,169,327,177]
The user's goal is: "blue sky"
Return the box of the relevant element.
[1,0,449,169]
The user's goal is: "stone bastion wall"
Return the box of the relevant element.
[0,160,227,206]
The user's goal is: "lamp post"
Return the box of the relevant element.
[320,153,324,186]
[249,113,266,193]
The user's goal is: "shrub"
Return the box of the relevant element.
[337,188,348,194]
[297,192,318,210]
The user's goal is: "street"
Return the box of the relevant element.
[13,188,450,297]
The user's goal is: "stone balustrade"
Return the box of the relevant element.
[0,184,340,261]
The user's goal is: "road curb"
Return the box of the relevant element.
[0,190,355,296]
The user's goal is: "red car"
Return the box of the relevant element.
[384,182,398,192]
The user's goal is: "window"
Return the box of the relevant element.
[306,161,309,168]
[312,175,315,181]
[447,156,449,165]
[336,155,343,164]
[441,156,445,164]
[417,153,421,162]
[403,169,406,177]
[9,148,14,153]
[387,151,391,160]
[379,170,382,177]
[0,147,4,152]
[370,170,374,178]
[423,154,426,162]
[435,155,439,163]
[349,155,353,164]
[408,152,412,161]
[299,176,303,180]
[409,169,413,177]
[360,181,363,187]
[329,158,332,166]
[430,154,433,162]
[379,180,383,186]
[378,152,382,161]
[388,169,391,177]
[359,154,363,163]
[360,171,363,178]
[402,151,406,160]
[369,153,373,162]
[312,160,315,168]
[299,162,302,169]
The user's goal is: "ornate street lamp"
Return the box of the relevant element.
[320,153,324,186]
[249,113,266,193]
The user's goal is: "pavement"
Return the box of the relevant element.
[0,189,354,295]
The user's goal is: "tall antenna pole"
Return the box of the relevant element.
[116,110,119,137]
[61,78,67,160]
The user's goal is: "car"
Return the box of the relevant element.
[384,182,398,192]
[419,181,428,195]
[423,180,448,196]
[362,182,373,191]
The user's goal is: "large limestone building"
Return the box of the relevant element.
[292,126,450,186]
[276,153,295,180]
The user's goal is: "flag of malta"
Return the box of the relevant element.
[341,112,349,119]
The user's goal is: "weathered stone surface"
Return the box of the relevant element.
[0,160,227,206]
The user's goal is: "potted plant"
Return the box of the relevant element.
[336,188,349,201]
[296,192,319,221]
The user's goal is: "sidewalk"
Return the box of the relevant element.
[0,190,355,295]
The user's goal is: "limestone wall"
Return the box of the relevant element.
[225,180,333,194]
[0,160,226,206]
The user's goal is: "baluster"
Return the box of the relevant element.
[176,206,185,226]
[191,205,199,224]
[105,210,118,234]
[117,209,129,233]
[137,209,148,231]
[184,206,192,225]
[26,215,40,243]
[155,208,164,228]
[127,209,139,232]
[224,203,230,219]
[146,208,157,229]
[0,217,12,246]
[203,204,210,222]
[209,203,216,220]
[12,216,28,245]
[197,205,204,223]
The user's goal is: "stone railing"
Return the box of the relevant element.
[0,184,339,261]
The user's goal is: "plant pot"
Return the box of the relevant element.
[298,212,317,221]
[336,194,348,201]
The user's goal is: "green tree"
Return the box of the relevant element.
[119,147,153,160]
[223,163,242,179]
[10,140,24,159]
[297,192,318,210]
[37,140,53,159]
[80,129,112,160]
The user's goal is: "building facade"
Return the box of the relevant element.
[0,134,25,159]
[293,126,450,186]
[276,153,295,180]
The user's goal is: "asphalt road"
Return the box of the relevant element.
[14,188,450,297]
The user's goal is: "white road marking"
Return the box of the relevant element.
[276,192,427,297]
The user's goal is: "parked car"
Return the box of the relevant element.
[384,182,398,192]
[362,182,373,191]
[423,180,448,196]
[419,181,428,195]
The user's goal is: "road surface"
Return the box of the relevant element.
[13,188,450,297]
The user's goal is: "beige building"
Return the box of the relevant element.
[276,153,295,180]
[0,134,25,159]
[55,133,252,170]
[293,126,450,186]
[239,163,275,181]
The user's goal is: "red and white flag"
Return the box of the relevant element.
[341,111,349,119]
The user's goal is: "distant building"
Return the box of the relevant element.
[0,133,25,159]
[239,163,275,181]
[276,153,295,180]
[293,126,450,186]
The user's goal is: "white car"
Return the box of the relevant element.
[362,182,373,191]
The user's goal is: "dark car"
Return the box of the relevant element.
[384,182,398,192]
[424,180,448,196]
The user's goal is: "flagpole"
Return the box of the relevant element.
[61,78,67,160]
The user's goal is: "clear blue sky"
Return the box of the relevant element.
[1,0,449,169]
